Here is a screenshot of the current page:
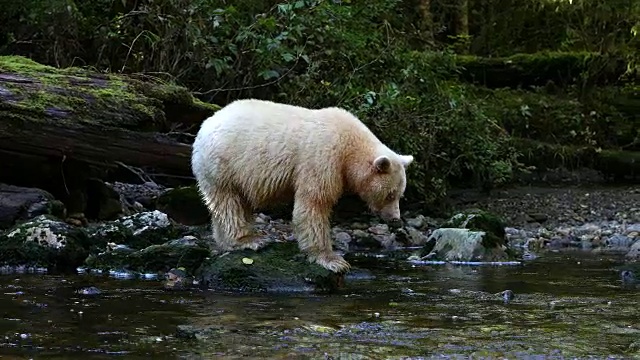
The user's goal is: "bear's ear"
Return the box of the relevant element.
[373,155,391,173]
[400,155,414,168]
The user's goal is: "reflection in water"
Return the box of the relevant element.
[0,251,638,359]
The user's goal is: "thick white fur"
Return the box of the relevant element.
[191,99,414,273]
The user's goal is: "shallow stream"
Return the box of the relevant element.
[1,251,638,359]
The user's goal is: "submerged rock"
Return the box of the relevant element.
[0,184,66,229]
[419,228,514,262]
[195,241,344,293]
[0,215,89,271]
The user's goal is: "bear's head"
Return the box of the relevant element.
[358,153,414,224]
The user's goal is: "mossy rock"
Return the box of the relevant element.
[195,241,345,293]
[154,186,210,226]
[0,215,90,271]
[419,228,516,262]
[442,209,507,247]
[84,237,210,275]
[87,210,184,251]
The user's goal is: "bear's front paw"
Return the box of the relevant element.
[313,253,351,273]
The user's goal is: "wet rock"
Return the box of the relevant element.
[405,215,426,229]
[0,184,66,229]
[154,186,210,226]
[195,241,344,293]
[500,289,515,304]
[76,286,102,296]
[332,231,352,252]
[84,235,209,275]
[626,241,640,260]
[419,228,514,262]
[442,209,507,245]
[88,210,182,250]
[164,267,196,291]
[0,215,89,271]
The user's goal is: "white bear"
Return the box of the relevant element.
[191,99,414,273]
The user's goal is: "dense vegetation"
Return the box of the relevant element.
[0,0,638,207]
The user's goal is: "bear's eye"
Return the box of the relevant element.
[385,193,396,201]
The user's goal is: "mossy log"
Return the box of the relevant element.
[0,56,219,198]
[457,52,628,89]
[513,138,640,180]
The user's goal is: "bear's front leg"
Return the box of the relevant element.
[292,197,351,273]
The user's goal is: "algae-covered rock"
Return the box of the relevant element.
[88,210,182,250]
[84,235,210,275]
[419,228,515,262]
[195,241,344,293]
[154,186,209,225]
[0,215,89,271]
[442,209,507,246]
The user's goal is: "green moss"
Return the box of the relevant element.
[195,242,344,293]
[84,240,210,275]
[442,209,507,247]
[512,138,640,180]
[0,55,217,131]
[154,186,210,226]
[0,215,90,271]
[456,51,627,88]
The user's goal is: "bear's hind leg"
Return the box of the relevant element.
[207,189,267,251]
[292,196,351,273]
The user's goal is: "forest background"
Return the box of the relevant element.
[1,0,638,208]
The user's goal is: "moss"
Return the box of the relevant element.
[195,241,344,293]
[154,186,210,226]
[84,239,210,275]
[0,215,90,271]
[442,209,507,248]
[456,51,627,88]
[513,138,640,180]
[0,55,217,132]
[86,210,183,254]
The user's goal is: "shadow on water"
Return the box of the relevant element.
[1,251,639,359]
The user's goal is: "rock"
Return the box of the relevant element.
[0,184,66,229]
[154,186,210,226]
[333,231,352,252]
[442,209,507,247]
[195,241,344,293]
[405,215,426,229]
[87,210,181,250]
[526,212,548,223]
[606,234,634,249]
[164,267,195,291]
[85,178,123,221]
[84,236,210,275]
[110,181,166,210]
[626,241,640,260]
[0,215,89,271]
[420,228,514,262]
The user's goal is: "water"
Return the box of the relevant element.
[0,251,638,359]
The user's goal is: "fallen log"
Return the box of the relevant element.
[0,55,219,211]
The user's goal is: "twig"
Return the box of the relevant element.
[114,161,156,184]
